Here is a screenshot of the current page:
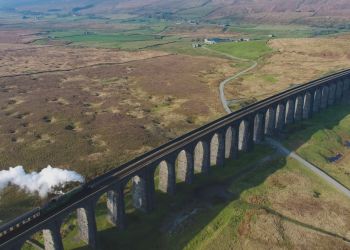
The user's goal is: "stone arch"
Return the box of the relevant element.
[294,95,303,121]
[225,126,233,158]
[105,184,125,230]
[176,149,194,184]
[131,171,155,212]
[19,230,49,250]
[93,192,110,232]
[335,80,344,102]
[253,113,264,143]
[210,133,225,167]
[42,222,64,250]
[343,78,350,92]
[59,209,78,247]
[343,78,350,101]
[225,126,238,159]
[313,88,321,113]
[239,120,251,152]
[285,98,295,124]
[76,202,97,248]
[320,85,329,109]
[275,103,286,131]
[113,177,140,231]
[328,84,336,106]
[13,239,26,250]
[157,159,176,194]
[194,141,210,173]
[264,107,275,136]
[93,185,126,232]
[57,201,96,249]
[303,92,312,119]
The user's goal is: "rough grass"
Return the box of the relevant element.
[22,142,350,249]
[228,24,340,39]
[224,35,350,101]
[0,47,170,77]
[282,103,350,189]
[0,52,236,223]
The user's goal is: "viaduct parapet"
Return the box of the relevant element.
[1,70,350,250]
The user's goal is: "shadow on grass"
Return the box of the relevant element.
[279,100,350,153]
[277,99,350,188]
[71,100,350,250]
[69,148,285,250]
[259,205,350,243]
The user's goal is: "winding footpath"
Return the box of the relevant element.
[208,45,350,198]
[203,46,258,113]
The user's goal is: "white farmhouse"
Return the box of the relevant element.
[204,38,216,45]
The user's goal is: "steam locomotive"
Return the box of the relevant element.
[0,171,115,239]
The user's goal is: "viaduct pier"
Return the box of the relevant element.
[0,69,350,250]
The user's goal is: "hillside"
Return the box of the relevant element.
[1,0,350,26]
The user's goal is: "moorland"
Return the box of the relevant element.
[0,0,350,249]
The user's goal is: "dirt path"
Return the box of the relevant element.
[202,46,258,114]
[266,138,350,198]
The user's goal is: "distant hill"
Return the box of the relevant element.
[1,0,350,26]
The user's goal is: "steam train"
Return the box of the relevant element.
[0,182,88,238]
[0,168,118,239]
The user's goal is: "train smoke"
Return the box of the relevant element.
[0,165,84,197]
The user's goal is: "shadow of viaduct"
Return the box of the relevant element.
[1,70,350,250]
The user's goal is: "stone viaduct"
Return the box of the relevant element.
[0,70,350,250]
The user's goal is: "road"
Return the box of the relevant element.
[207,44,350,198]
[266,138,350,198]
[202,46,258,114]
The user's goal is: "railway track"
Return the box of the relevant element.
[1,68,350,247]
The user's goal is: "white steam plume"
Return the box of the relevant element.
[0,165,84,197]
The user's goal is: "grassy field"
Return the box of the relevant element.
[34,29,181,50]
[49,31,158,42]
[282,102,350,189]
[209,40,273,60]
[228,24,346,39]
[224,35,350,103]
[153,39,228,58]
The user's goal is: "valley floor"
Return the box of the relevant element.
[21,104,350,250]
[0,13,350,249]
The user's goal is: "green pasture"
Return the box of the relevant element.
[228,24,349,39]
[49,31,159,43]
[208,40,273,60]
